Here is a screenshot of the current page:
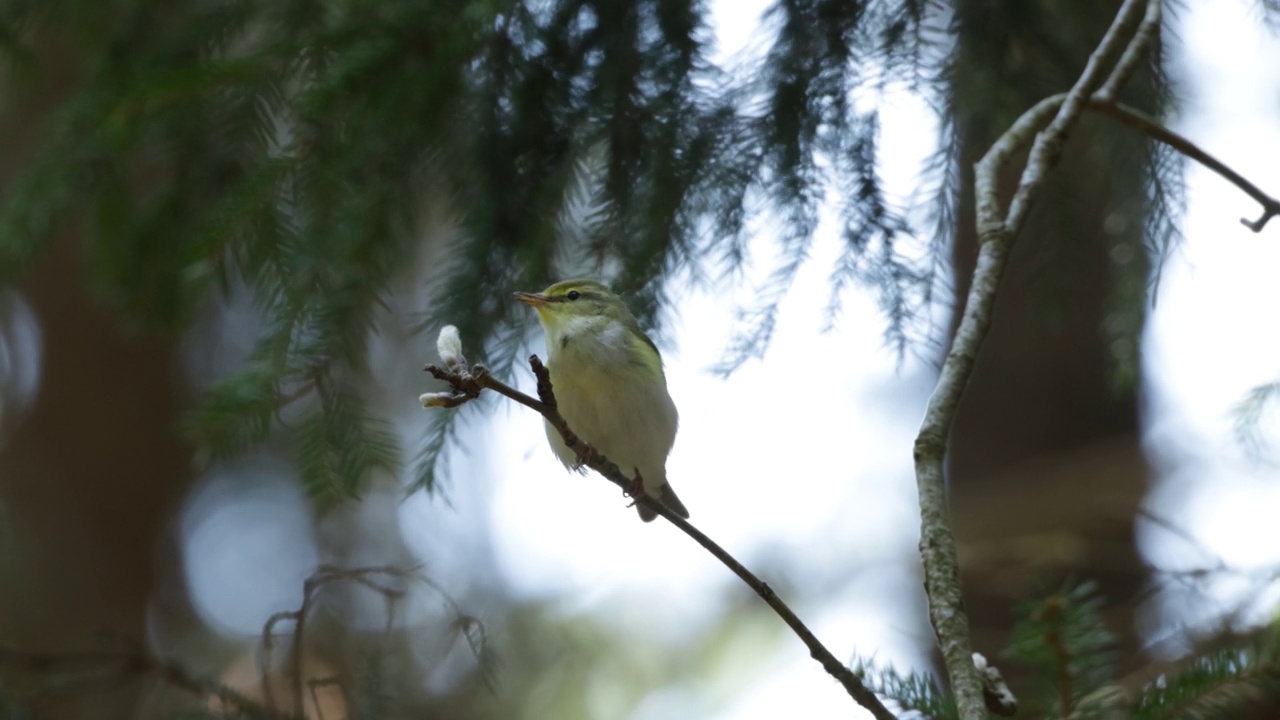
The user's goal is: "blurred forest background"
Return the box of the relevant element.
[0,0,1279,718]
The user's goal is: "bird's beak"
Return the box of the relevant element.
[513,291,549,308]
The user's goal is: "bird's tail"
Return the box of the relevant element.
[637,482,690,522]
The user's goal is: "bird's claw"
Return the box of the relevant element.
[623,468,647,507]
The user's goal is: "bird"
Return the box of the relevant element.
[514,278,688,522]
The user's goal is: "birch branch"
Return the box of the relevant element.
[913,2,1161,718]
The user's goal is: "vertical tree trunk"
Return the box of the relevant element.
[0,32,193,718]
[946,0,1153,664]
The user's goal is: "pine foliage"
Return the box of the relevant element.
[1004,580,1119,718]
[855,657,959,720]
[1130,640,1280,720]
[863,580,1280,720]
[0,0,951,499]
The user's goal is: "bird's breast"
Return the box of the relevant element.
[543,323,678,477]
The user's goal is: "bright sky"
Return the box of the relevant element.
[166,1,1280,717]
[1138,0,1280,653]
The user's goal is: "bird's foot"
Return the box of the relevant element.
[623,468,647,506]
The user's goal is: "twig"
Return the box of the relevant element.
[424,356,898,720]
[1095,0,1162,101]
[1041,597,1075,718]
[969,1,1279,235]
[998,0,1152,235]
[1085,100,1280,231]
[968,93,1280,235]
[0,643,276,719]
[914,2,1158,718]
[259,564,472,716]
[262,609,293,713]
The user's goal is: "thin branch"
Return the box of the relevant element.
[999,0,1152,235]
[913,2,1157,718]
[1096,0,1163,101]
[1085,100,1280,231]
[961,94,1280,238]
[262,608,292,713]
[259,564,481,715]
[424,356,898,720]
[979,0,1278,234]
[1043,599,1076,717]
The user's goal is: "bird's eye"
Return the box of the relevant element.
[566,290,581,300]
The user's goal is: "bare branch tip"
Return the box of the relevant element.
[1241,208,1278,233]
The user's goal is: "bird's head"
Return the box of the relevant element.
[513,279,632,331]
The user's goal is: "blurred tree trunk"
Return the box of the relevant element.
[945,0,1153,665]
[0,31,192,718]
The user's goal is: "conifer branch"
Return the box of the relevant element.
[1043,598,1077,717]
[423,343,898,720]
[913,2,1160,718]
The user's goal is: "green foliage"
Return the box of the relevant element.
[854,658,959,720]
[2,0,504,498]
[296,382,401,500]
[859,580,1280,720]
[1131,638,1280,720]
[0,0,951,500]
[713,0,932,371]
[996,581,1280,720]
[182,363,286,462]
[0,0,1191,501]
[1005,580,1118,718]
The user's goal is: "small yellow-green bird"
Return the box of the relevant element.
[514,279,688,522]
